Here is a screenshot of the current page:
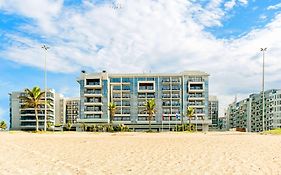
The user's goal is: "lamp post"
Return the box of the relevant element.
[42,45,49,131]
[261,48,267,132]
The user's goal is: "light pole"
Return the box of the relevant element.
[42,45,49,131]
[261,48,267,132]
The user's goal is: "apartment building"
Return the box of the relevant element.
[65,98,80,124]
[9,89,61,130]
[208,95,219,128]
[77,70,211,131]
[225,89,281,132]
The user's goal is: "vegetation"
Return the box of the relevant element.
[144,99,156,132]
[0,120,7,130]
[80,123,88,131]
[108,102,117,125]
[175,124,195,132]
[20,87,45,132]
[186,106,195,131]
[47,121,53,130]
[66,122,73,131]
[262,128,281,135]
[88,124,130,132]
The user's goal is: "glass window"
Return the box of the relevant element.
[111,78,121,83]
[122,78,131,83]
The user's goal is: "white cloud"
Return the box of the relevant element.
[267,3,281,10]
[0,0,63,33]
[238,0,248,5]
[224,0,236,10]
[0,0,281,116]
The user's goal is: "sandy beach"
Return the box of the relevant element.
[1,132,281,175]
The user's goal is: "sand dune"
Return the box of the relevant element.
[1,132,281,175]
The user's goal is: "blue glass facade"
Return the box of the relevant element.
[78,71,210,129]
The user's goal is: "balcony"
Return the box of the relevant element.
[171,79,180,84]
[162,102,171,107]
[162,78,170,83]
[84,90,102,96]
[122,102,130,106]
[85,80,102,88]
[162,86,170,91]
[138,82,155,92]
[171,94,180,98]
[113,94,121,99]
[147,94,155,99]
[162,94,170,98]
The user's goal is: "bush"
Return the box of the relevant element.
[175,124,195,132]
[82,124,130,132]
[113,124,130,132]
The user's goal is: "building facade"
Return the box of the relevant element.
[9,89,60,130]
[225,89,281,132]
[208,95,219,128]
[77,70,211,131]
[65,98,80,124]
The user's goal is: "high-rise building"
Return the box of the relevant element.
[225,89,281,132]
[9,89,62,130]
[77,70,211,131]
[208,95,219,128]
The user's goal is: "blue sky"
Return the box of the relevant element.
[1,0,281,122]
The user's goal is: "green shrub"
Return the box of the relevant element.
[175,124,195,132]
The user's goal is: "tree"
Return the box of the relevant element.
[108,102,116,125]
[0,121,7,130]
[47,121,53,130]
[66,122,73,131]
[20,87,45,132]
[186,106,195,131]
[144,99,156,132]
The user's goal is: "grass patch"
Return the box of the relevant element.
[262,128,281,135]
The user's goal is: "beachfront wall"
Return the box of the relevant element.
[77,70,211,131]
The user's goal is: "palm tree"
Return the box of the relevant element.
[20,87,45,132]
[144,99,156,132]
[108,102,116,125]
[186,106,195,131]
[0,121,7,130]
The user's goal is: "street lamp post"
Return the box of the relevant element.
[261,48,267,132]
[42,45,49,131]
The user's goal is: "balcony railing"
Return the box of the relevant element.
[85,90,101,94]
[87,82,100,86]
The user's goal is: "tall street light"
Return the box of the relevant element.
[261,47,267,132]
[42,45,49,131]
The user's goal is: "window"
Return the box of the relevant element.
[111,78,121,83]
[138,81,155,91]
[122,78,131,83]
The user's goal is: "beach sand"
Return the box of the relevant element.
[0,131,281,175]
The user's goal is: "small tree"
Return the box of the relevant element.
[66,122,73,131]
[144,99,156,132]
[0,121,7,130]
[47,121,53,130]
[186,107,195,131]
[108,102,116,125]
